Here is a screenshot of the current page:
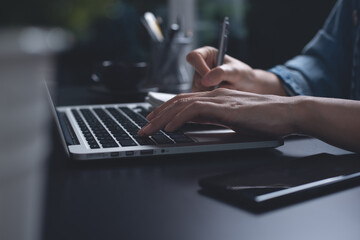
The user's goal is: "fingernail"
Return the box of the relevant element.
[138,123,151,136]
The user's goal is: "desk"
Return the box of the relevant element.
[43,86,360,240]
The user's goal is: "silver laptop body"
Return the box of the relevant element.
[51,96,283,160]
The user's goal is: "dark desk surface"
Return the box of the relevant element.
[43,86,360,240]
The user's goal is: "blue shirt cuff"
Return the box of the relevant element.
[268,65,312,96]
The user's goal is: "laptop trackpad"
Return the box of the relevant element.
[186,129,241,143]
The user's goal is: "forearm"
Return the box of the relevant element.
[293,96,360,153]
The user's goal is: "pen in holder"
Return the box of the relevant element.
[140,36,193,93]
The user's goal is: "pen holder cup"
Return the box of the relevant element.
[139,37,193,93]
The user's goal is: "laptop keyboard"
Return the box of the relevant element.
[72,110,100,149]
[71,106,194,149]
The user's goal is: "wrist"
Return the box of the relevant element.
[290,96,315,136]
[253,69,288,96]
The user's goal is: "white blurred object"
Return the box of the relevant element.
[145,91,176,110]
[0,27,71,240]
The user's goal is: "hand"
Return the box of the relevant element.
[138,88,296,137]
[186,46,287,95]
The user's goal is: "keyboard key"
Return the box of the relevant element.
[136,106,151,118]
[90,144,100,149]
[119,107,148,127]
[102,143,119,148]
[72,109,101,149]
[80,109,118,148]
[151,134,174,145]
[167,131,194,143]
[134,136,155,146]
[95,106,194,147]
[118,139,138,147]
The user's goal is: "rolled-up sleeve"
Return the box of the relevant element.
[269,0,353,98]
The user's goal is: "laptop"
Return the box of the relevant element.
[47,86,283,160]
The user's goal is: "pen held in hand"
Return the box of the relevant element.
[216,17,230,88]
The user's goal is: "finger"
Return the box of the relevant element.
[202,64,236,87]
[146,91,212,121]
[187,46,218,74]
[155,96,225,123]
[146,92,201,121]
[146,93,193,120]
[192,72,213,92]
[186,50,211,77]
[138,115,169,137]
[140,96,223,136]
[140,98,193,136]
[196,46,218,66]
[164,101,224,132]
[218,81,237,90]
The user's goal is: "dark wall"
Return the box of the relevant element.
[55,1,167,86]
[55,0,338,85]
[245,0,338,69]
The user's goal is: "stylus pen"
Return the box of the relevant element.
[216,17,230,88]
[254,172,360,203]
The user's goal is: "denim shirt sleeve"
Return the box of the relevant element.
[268,0,353,97]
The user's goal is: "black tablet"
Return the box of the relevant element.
[199,153,360,210]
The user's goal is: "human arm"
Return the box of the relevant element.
[269,0,353,98]
[188,1,353,98]
[294,95,360,152]
[138,88,360,153]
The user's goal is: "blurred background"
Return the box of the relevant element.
[1,0,337,88]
